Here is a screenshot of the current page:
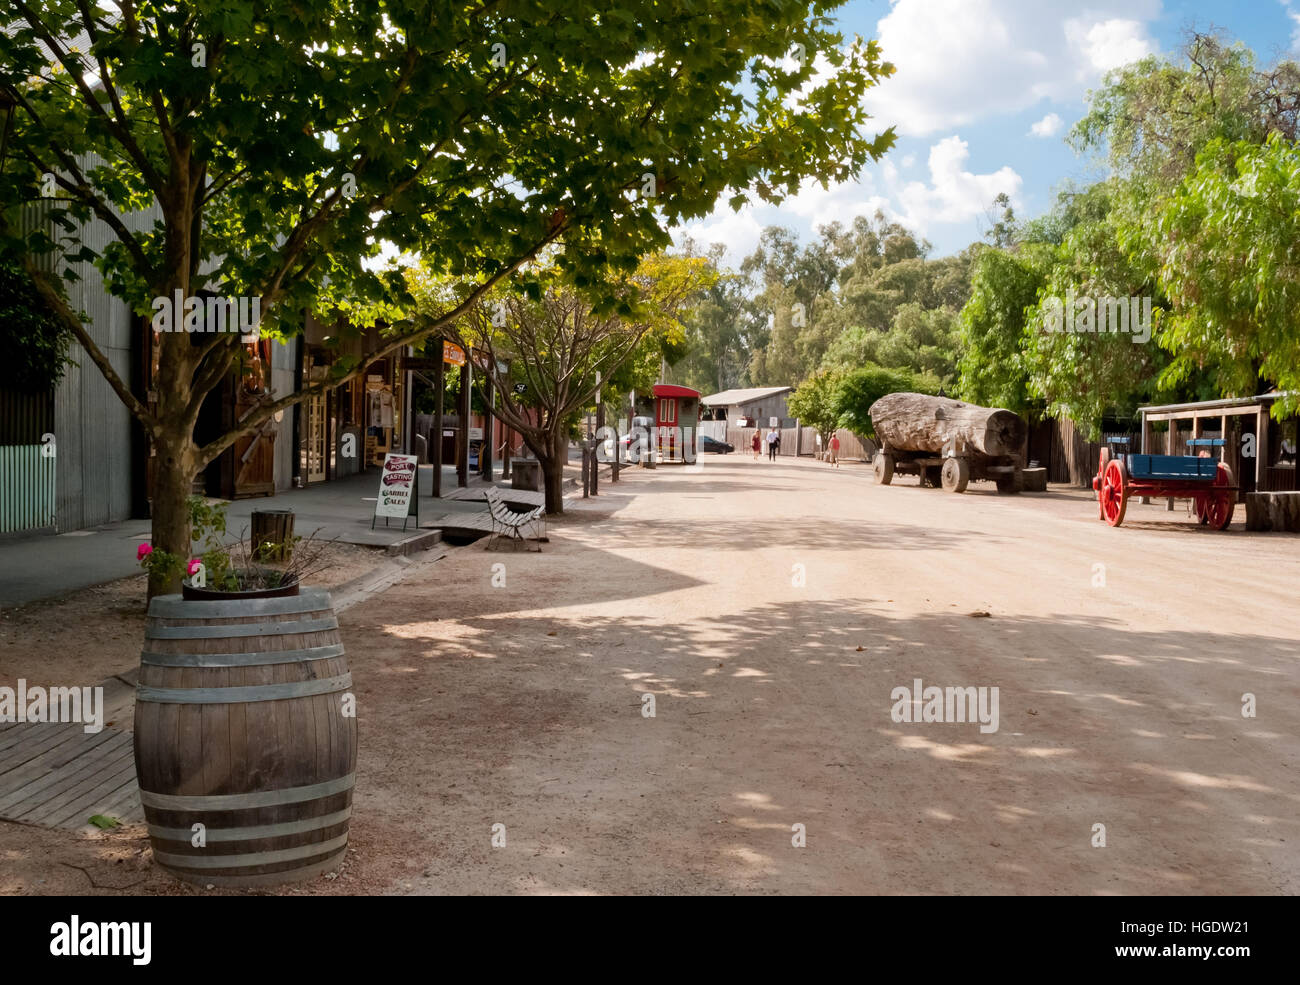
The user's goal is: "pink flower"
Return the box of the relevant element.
[187,558,202,576]
[137,543,153,561]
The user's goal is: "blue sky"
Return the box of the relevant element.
[680,0,1299,264]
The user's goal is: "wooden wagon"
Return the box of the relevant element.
[1092,438,1236,529]
[869,392,1027,494]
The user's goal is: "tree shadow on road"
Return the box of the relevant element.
[350,558,1300,894]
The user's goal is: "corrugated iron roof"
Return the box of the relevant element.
[700,386,792,406]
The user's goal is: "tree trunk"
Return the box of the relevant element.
[543,429,567,515]
[868,392,1026,458]
[149,426,198,599]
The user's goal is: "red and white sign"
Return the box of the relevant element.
[375,453,419,519]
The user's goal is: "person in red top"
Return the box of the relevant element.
[828,433,841,467]
[751,429,762,460]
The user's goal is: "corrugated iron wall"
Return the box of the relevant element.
[15,156,155,532]
[52,213,137,531]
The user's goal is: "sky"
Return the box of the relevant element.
[678,0,1300,264]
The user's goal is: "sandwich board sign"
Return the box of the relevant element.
[372,453,419,530]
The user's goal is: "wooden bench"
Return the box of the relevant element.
[484,485,544,551]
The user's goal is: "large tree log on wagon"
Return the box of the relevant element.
[868,393,1027,458]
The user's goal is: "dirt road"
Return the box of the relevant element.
[345,455,1299,895]
[5,454,1297,895]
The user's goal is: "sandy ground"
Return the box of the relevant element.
[3,455,1298,895]
[0,541,388,687]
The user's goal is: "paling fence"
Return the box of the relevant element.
[0,387,57,534]
[0,446,56,534]
[719,424,877,460]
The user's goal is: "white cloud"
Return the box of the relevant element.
[776,174,892,231]
[1281,0,1300,50]
[864,0,1160,137]
[675,206,765,268]
[1029,112,1063,138]
[887,136,1023,233]
[1064,18,1154,77]
[675,137,1021,261]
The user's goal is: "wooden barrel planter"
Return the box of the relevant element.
[133,587,357,887]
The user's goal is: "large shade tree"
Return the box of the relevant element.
[0,0,896,595]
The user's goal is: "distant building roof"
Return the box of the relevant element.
[701,386,793,406]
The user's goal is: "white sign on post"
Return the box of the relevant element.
[375,453,419,519]
[769,417,779,428]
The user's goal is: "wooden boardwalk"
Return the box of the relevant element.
[0,720,143,831]
[442,484,547,509]
[426,483,552,541]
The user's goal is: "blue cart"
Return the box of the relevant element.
[1092,438,1236,529]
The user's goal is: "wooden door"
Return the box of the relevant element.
[306,392,327,483]
[231,342,276,497]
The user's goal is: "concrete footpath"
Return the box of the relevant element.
[0,466,481,609]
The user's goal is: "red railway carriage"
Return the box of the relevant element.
[631,384,700,462]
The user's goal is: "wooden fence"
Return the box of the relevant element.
[722,424,876,460]
[1040,418,1140,487]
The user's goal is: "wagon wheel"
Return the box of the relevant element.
[923,464,943,488]
[1204,463,1235,530]
[1095,447,1111,519]
[1099,457,1127,526]
[941,457,970,493]
[873,452,894,485]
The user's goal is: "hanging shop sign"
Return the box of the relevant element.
[443,341,466,367]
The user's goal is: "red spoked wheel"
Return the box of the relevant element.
[1203,463,1235,530]
[1094,448,1111,519]
[1099,457,1128,526]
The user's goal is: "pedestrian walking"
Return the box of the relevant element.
[767,428,779,461]
[828,433,840,468]
[751,429,762,460]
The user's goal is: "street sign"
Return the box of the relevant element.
[443,341,466,367]
[769,417,779,427]
[513,383,527,394]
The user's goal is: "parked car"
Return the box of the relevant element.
[700,435,734,454]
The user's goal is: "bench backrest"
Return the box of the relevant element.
[484,485,512,520]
